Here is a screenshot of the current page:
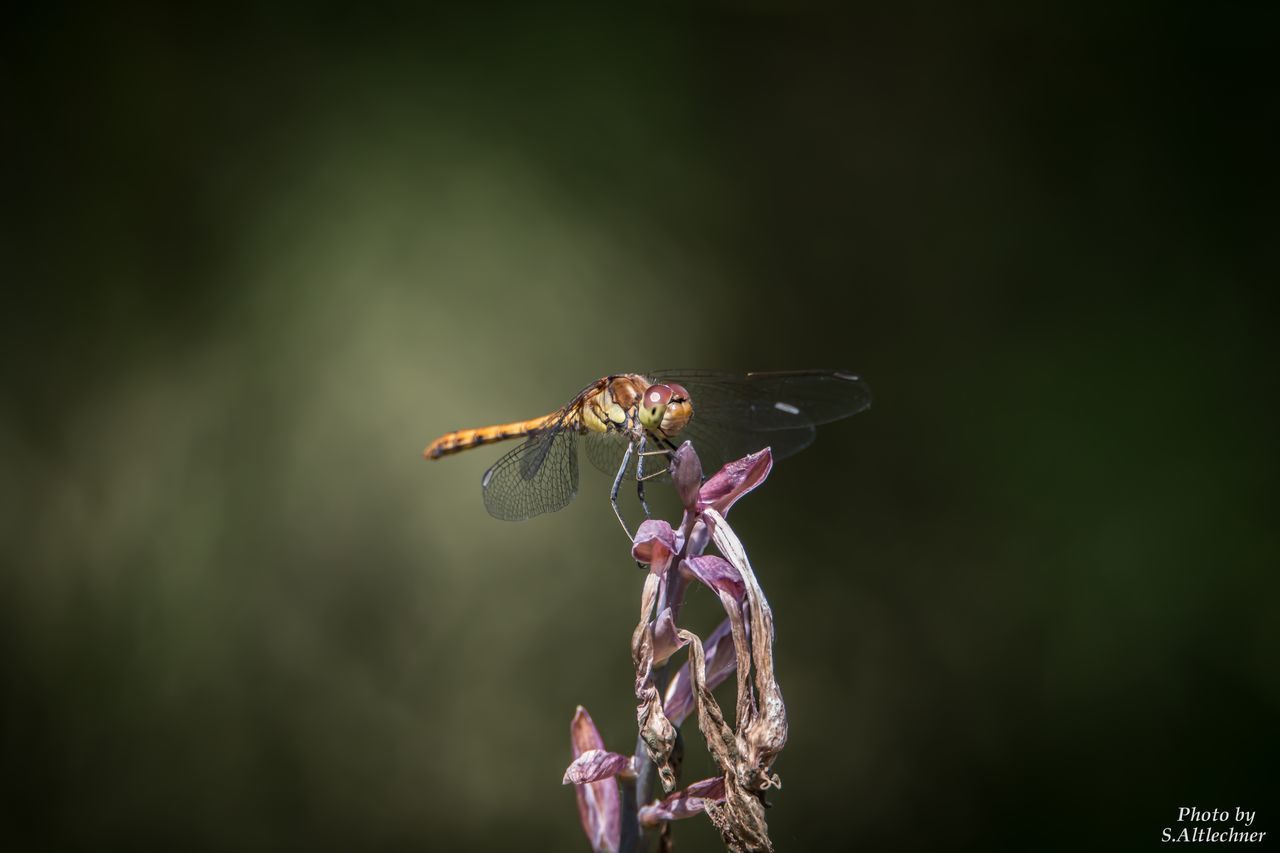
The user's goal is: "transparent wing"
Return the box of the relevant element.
[584,429,635,480]
[583,429,675,485]
[672,414,817,474]
[481,414,580,521]
[648,369,872,471]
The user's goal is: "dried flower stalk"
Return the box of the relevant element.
[563,443,788,852]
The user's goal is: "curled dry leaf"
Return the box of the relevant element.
[677,628,775,853]
[632,571,677,794]
[707,509,788,784]
[663,617,737,726]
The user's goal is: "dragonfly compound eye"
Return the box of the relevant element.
[638,384,673,430]
[660,384,692,435]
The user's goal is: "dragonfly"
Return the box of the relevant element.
[423,370,872,534]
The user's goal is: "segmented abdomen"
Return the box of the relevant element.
[423,411,568,459]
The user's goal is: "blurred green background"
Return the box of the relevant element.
[3,4,1276,851]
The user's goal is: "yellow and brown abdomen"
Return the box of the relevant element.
[422,375,654,461]
[423,412,563,460]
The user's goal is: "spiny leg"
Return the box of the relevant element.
[635,435,651,518]
[635,438,676,515]
[610,440,635,538]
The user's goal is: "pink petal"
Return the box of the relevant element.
[569,707,621,853]
[683,517,711,558]
[563,749,634,785]
[698,448,773,516]
[638,776,727,824]
[570,705,607,756]
[631,519,678,573]
[680,555,745,603]
[670,441,703,509]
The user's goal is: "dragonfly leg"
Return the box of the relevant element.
[611,441,635,538]
[635,436,652,518]
[638,467,669,482]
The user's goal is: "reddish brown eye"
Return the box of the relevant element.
[667,383,689,402]
[644,384,674,406]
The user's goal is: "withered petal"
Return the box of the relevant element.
[662,618,737,726]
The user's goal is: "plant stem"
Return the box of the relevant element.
[621,551,684,853]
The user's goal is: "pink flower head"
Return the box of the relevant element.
[667,443,774,559]
[573,443,790,850]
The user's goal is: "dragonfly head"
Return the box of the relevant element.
[639,382,692,436]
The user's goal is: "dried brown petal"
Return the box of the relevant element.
[676,629,739,784]
[633,574,678,794]
[637,690,678,794]
[663,618,736,725]
[707,510,788,776]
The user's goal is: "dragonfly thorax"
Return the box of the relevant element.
[580,375,692,442]
[579,376,642,436]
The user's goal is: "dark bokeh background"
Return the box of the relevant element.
[4,5,1276,851]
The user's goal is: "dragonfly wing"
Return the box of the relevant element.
[674,413,817,472]
[649,369,871,469]
[653,369,872,427]
[584,430,635,480]
[481,422,580,521]
[582,429,675,486]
